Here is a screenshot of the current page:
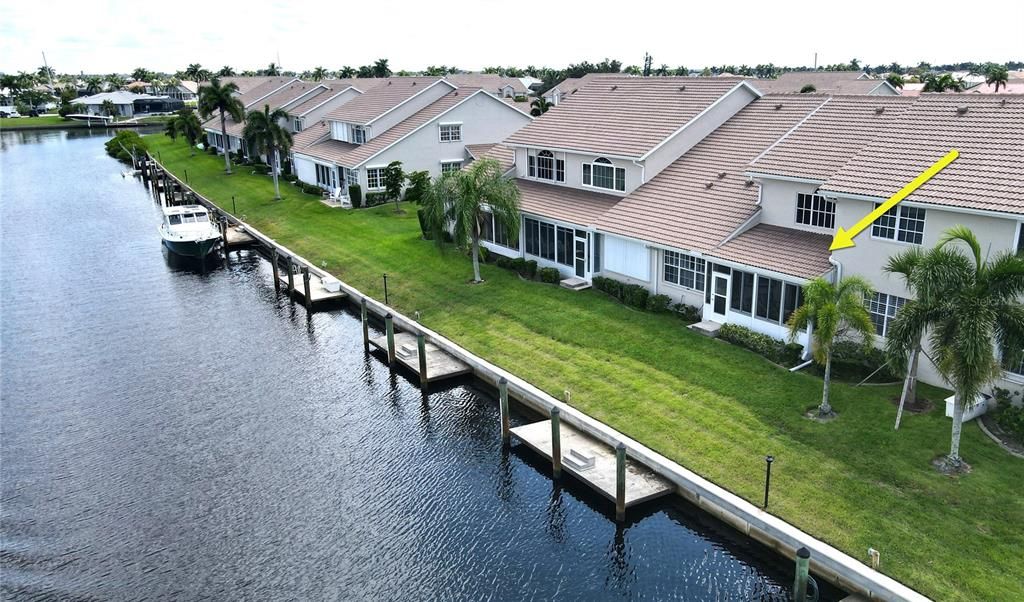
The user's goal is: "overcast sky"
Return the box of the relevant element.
[3,0,1022,75]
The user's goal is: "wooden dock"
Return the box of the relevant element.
[511,419,674,507]
[369,331,472,382]
[279,271,348,304]
[224,225,255,247]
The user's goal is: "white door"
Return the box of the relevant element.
[574,230,588,279]
[710,272,729,320]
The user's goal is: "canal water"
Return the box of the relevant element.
[1,129,839,600]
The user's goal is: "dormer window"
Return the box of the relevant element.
[583,157,625,192]
[527,149,565,182]
[351,125,366,144]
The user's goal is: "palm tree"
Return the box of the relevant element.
[310,66,328,81]
[787,276,876,418]
[198,78,245,174]
[131,67,153,83]
[174,109,204,156]
[184,63,203,81]
[337,66,356,78]
[887,227,1024,470]
[530,97,552,116]
[372,58,391,78]
[800,84,817,93]
[886,72,905,90]
[264,63,281,76]
[421,158,521,283]
[242,104,293,200]
[100,99,117,119]
[984,64,1009,92]
[922,73,964,93]
[106,73,124,90]
[83,76,104,95]
[884,248,926,429]
[218,66,236,77]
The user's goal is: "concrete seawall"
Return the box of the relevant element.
[151,156,932,602]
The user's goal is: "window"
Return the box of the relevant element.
[556,226,574,266]
[293,118,303,132]
[481,212,519,249]
[730,270,755,314]
[795,193,835,229]
[344,168,358,189]
[583,158,626,192]
[867,292,906,337]
[366,167,385,190]
[195,213,209,222]
[663,251,705,291]
[439,123,462,142]
[441,161,462,174]
[523,217,569,264]
[1016,223,1024,255]
[539,222,555,260]
[872,204,926,244]
[315,163,336,189]
[755,276,783,322]
[527,149,564,182]
[168,214,182,225]
[351,125,366,144]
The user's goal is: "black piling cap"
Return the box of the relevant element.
[499,377,508,385]
[385,312,393,319]
[551,407,560,415]
[616,442,626,451]
[797,546,811,559]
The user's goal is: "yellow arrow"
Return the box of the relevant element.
[830,149,959,251]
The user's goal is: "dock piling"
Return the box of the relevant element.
[301,267,312,310]
[416,332,428,389]
[271,248,280,292]
[551,407,562,479]
[361,298,369,351]
[384,313,396,366]
[615,442,626,522]
[219,217,229,249]
[285,255,294,294]
[793,547,811,601]
[499,378,510,444]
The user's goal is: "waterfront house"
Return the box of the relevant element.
[201,78,313,154]
[76,91,184,117]
[289,77,532,197]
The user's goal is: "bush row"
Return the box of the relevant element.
[996,404,1024,444]
[718,324,804,366]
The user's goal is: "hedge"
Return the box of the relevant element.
[539,267,560,283]
[717,324,803,366]
[365,191,388,207]
[349,184,363,208]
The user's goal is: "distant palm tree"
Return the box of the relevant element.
[164,118,178,140]
[886,72,905,90]
[264,63,281,76]
[787,276,876,418]
[184,63,203,81]
[83,76,104,95]
[218,66,236,77]
[37,65,55,82]
[242,104,293,200]
[197,78,245,174]
[922,73,964,93]
[887,227,1024,471]
[174,109,204,156]
[421,158,521,283]
[310,66,328,81]
[984,64,1009,92]
[131,67,153,83]
[337,66,356,78]
[530,97,552,116]
[800,84,817,93]
[106,73,124,90]
[371,58,391,78]
[100,99,117,118]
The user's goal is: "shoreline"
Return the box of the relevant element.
[0,119,170,132]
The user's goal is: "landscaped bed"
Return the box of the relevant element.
[145,135,1024,602]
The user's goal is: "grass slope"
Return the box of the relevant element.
[146,135,1024,601]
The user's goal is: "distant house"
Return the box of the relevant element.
[753,71,898,95]
[290,77,532,197]
[75,91,183,117]
[444,74,528,98]
[542,73,623,105]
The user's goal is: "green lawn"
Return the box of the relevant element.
[146,135,1024,601]
[0,115,171,130]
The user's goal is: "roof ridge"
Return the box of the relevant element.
[748,96,832,167]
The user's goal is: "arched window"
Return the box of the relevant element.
[527,149,564,182]
[583,157,626,191]
[594,157,613,164]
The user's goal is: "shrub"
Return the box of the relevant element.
[104,130,147,164]
[58,102,85,118]
[514,95,528,102]
[282,173,298,183]
[495,256,512,269]
[405,171,430,204]
[365,191,387,206]
[300,182,321,195]
[252,164,272,175]
[523,260,538,279]
[718,324,802,366]
[831,340,896,380]
[646,294,672,313]
[348,184,362,207]
[416,208,432,239]
[539,267,560,283]
[672,302,703,323]
[996,404,1024,443]
[206,145,217,155]
[622,284,649,309]
[510,257,526,275]
[592,276,622,300]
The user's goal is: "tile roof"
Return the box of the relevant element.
[445,74,527,94]
[750,71,890,96]
[709,224,833,279]
[472,143,516,174]
[202,82,322,138]
[548,73,623,96]
[595,95,827,252]
[748,95,916,181]
[506,77,748,158]
[819,95,1024,214]
[207,76,282,95]
[323,77,447,125]
[235,78,300,107]
[465,143,497,159]
[294,88,486,168]
[517,179,622,226]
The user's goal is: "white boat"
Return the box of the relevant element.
[158,205,221,257]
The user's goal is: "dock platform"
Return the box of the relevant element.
[369,332,473,382]
[511,419,674,507]
[279,272,348,304]
[225,225,255,247]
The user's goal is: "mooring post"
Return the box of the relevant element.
[416,332,428,389]
[184,168,189,184]
[302,267,312,310]
[220,217,229,249]
[271,248,281,292]
[384,313,396,366]
[499,377,510,444]
[550,407,562,479]
[793,547,811,601]
[361,298,369,351]
[615,442,626,522]
[285,255,295,294]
